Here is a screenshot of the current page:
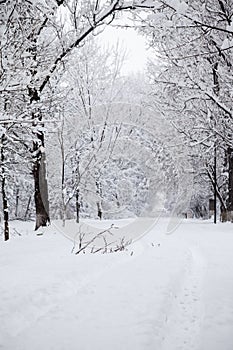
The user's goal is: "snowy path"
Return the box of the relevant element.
[0,219,233,350]
[159,245,206,350]
[52,217,157,250]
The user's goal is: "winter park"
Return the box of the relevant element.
[0,1,233,349]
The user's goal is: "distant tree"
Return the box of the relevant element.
[144,0,233,221]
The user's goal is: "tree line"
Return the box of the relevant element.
[0,0,232,241]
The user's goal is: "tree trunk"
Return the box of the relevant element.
[76,188,80,223]
[97,201,102,220]
[24,195,31,221]
[61,185,66,227]
[214,143,217,223]
[2,176,9,241]
[29,88,50,231]
[2,177,9,241]
[1,135,9,241]
[95,178,102,220]
[15,187,19,218]
[33,149,50,230]
[220,205,228,223]
[59,127,66,226]
[227,147,233,222]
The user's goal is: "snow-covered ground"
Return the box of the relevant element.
[0,218,233,350]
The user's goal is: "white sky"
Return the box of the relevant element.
[99,25,148,75]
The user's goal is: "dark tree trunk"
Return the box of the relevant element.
[227,147,233,221]
[97,201,102,220]
[214,143,217,223]
[15,187,19,218]
[76,188,80,223]
[220,205,228,222]
[2,177,9,241]
[95,179,102,220]
[1,135,9,241]
[24,195,31,221]
[33,150,50,230]
[29,88,50,231]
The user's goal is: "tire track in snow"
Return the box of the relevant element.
[159,245,206,350]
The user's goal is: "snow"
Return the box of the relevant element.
[221,38,232,51]
[0,218,233,350]
[226,22,233,33]
[170,0,188,14]
[53,217,157,251]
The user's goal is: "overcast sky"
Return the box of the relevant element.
[99,25,148,75]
